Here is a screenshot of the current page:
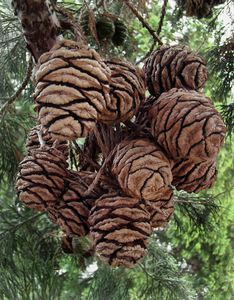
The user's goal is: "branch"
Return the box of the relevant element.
[123,0,163,46]
[12,0,60,61]
[0,212,43,240]
[0,56,33,116]
[157,0,168,35]
[55,5,87,44]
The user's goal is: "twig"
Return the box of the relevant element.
[83,147,115,196]
[56,5,87,44]
[157,0,168,35]
[73,141,101,170]
[136,0,168,65]
[0,56,33,116]
[136,41,156,64]
[123,0,163,46]
[0,212,43,239]
[94,125,108,158]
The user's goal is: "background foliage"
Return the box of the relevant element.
[0,0,233,299]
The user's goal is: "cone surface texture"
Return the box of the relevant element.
[172,158,217,193]
[100,59,145,123]
[112,139,173,201]
[34,39,111,140]
[149,88,226,161]
[16,147,68,211]
[144,45,208,97]
[89,193,152,267]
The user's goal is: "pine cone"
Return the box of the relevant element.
[147,187,174,228]
[47,174,96,237]
[149,88,226,161]
[89,193,152,268]
[172,158,217,193]
[144,45,208,97]
[111,139,172,202]
[26,125,69,158]
[112,19,128,46]
[100,59,145,123]
[16,147,68,211]
[34,39,111,141]
[135,95,156,128]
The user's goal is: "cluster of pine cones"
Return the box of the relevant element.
[16,39,226,268]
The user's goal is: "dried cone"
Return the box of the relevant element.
[47,171,102,237]
[100,59,145,123]
[172,158,217,193]
[135,95,156,128]
[149,88,226,161]
[34,39,111,141]
[89,193,152,268]
[16,147,68,211]
[26,125,69,158]
[147,187,174,228]
[111,139,173,202]
[144,45,208,97]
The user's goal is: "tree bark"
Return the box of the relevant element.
[12,0,60,61]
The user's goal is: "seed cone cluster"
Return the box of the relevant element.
[16,39,226,268]
[143,46,226,193]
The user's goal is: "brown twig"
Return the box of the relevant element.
[123,0,163,46]
[84,147,115,196]
[136,0,168,65]
[0,56,33,116]
[157,0,168,35]
[94,125,108,158]
[73,141,101,170]
[136,41,156,64]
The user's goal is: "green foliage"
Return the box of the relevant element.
[167,145,234,299]
[0,194,65,300]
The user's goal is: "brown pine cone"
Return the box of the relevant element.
[48,173,98,236]
[147,187,174,228]
[149,88,226,161]
[16,147,68,211]
[135,95,156,129]
[34,39,111,141]
[172,158,217,193]
[111,139,173,202]
[89,193,152,268]
[144,45,208,97]
[26,125,69,158]
[100,59,145,123]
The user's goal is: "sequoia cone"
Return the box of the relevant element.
[100,59,145,123]
[34,39,111,141]
[144,45,208,97]
[172,158,217,193]
[149,88,226,161]
[89,193,152,267]
[16,146,68,211]
[111,139,173,201]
